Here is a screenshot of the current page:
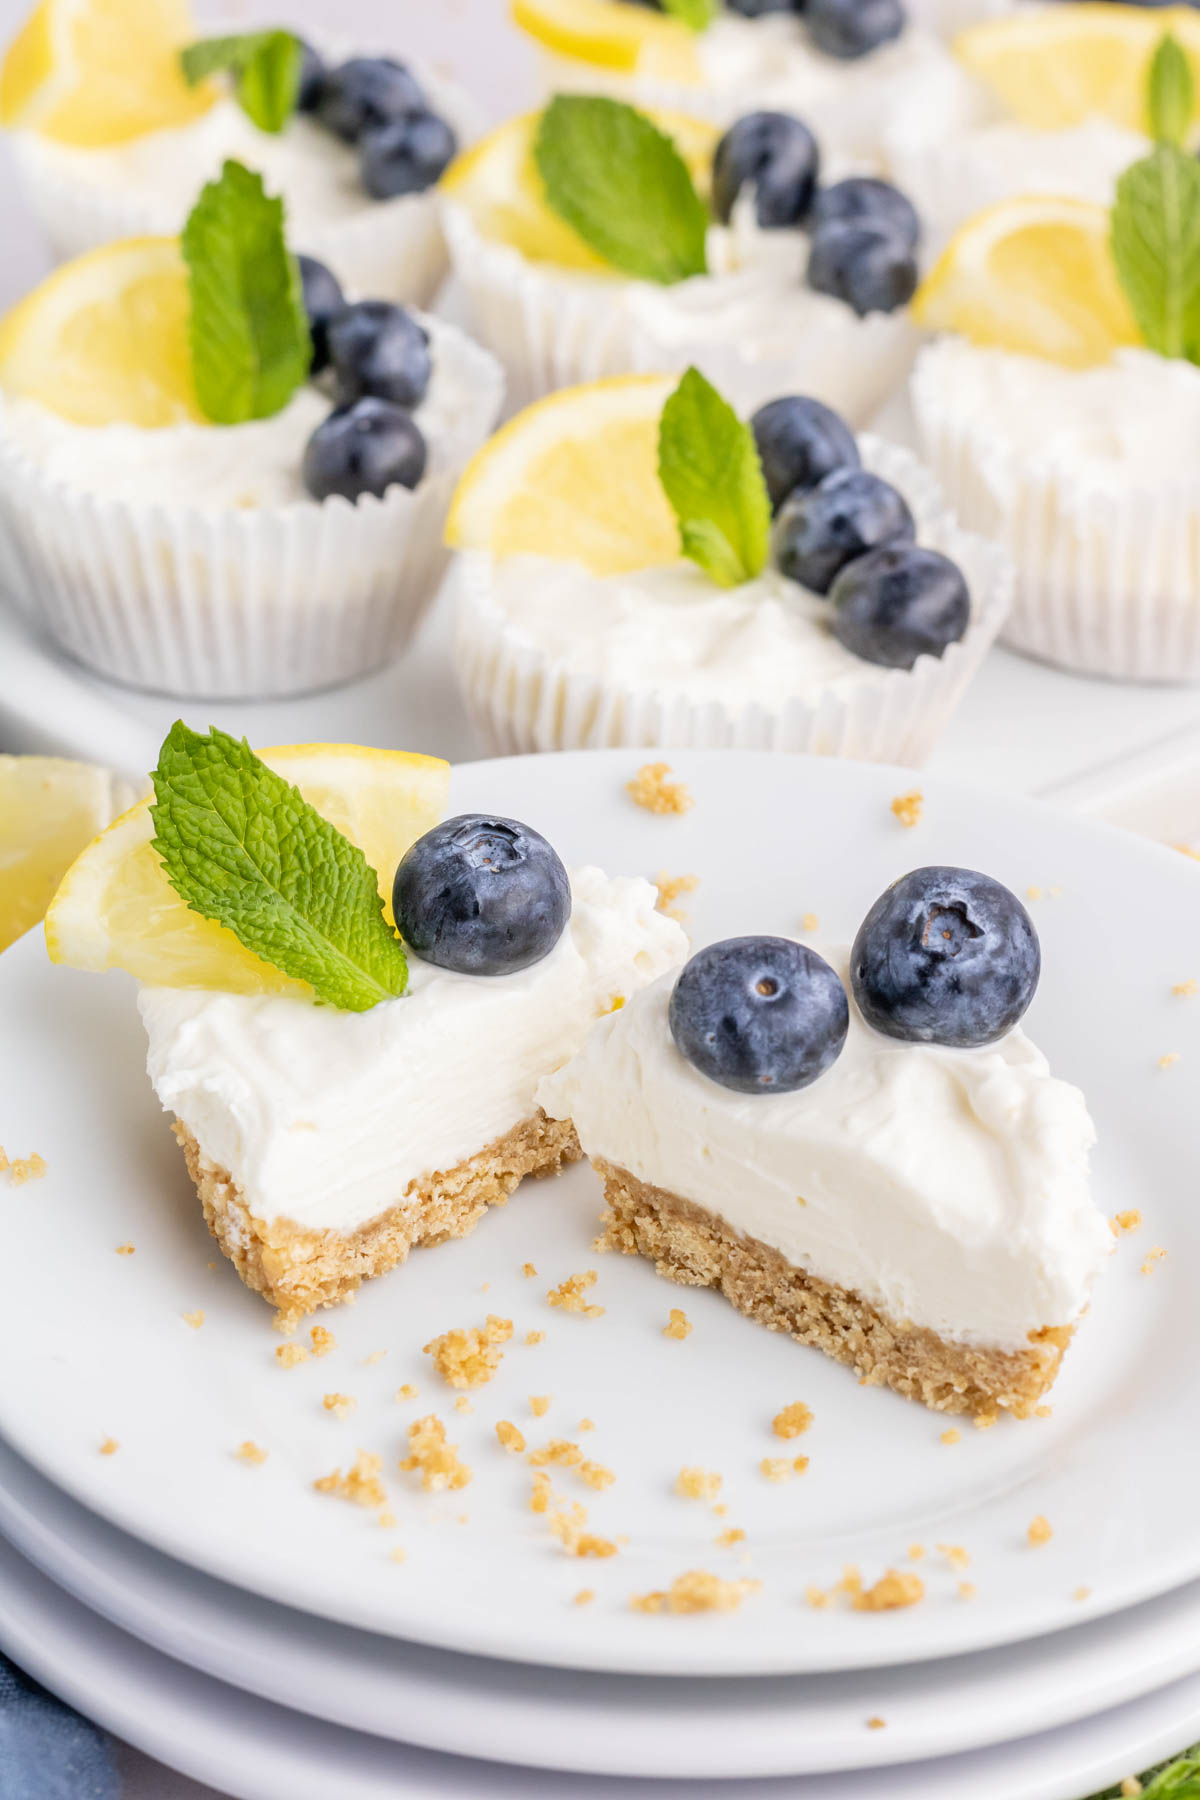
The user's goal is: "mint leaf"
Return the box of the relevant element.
[181,31,303,134]
[1111,144,1200,361]
[657,366,770,588]
[1085,1747,1200,1798]
[150,724,407,1012]
[182,159,310,424]
[661,0,716,26]
[1147,33,1193,145]
[534,96,708,285]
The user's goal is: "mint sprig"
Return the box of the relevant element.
[181,31,303,135]
[661,0,717,26]
[1147,32,1193,146]
[150,724,407,1012]
[182,159,310,425]
[658,367,770,588]
[534,96,709,285]
[1111,145,1200,361]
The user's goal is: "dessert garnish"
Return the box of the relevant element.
[1110,34,1200,364]
[392,816,571,976]
[181,29,307,135]
[617,0,905,62]
[669,936,849,1092]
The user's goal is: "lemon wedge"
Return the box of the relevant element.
[0,0,217,146]
[914,195,1141,368]
[0,756,135,953]
[446,374,683,575]
[511,0,702,79]
[46,745,450,995]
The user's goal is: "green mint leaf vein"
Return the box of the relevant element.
[181,31,303,134]
[660,0,717,28]
[534,96,708,285]
[1147,33,1194,146]
[182,159,310,424]
[658,366,770,588]
[1111,143,1200,362]
[150,723,407,1013]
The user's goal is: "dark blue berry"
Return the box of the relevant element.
[295,38,326,113]
[669,937,848,1096]
[751,395,860,513]
[830,544,969,668]
[726,0,800,14]
[317,58,425,143]
[360,109,458,200]
[296,254,344,376]
[712,112,819,229]
[327,301,432,409]
[851,868,1040,1049]
[811,177,920,252]
[807,220,917,316]
[302,398,426,503]
[773,467,914,593]
[807,0,905,57]
[392,815,571,976]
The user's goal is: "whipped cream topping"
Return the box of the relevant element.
[140,868,687,1235]
[0,314,498,510]
[539,946,1110,1350]
[914,340,1200,499]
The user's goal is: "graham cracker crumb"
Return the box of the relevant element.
[716,1527,746,1548]
[712,1502,728,1518]
[801,912,819,932]
[1172,978,1197,997]
[1141,1245,1167,1275]
[806,1585,830,1610]
[1026,885,1043,902]
[760,1456,808,1483]
[580,1460,615,1490]
[496,1420,526,1453]
[958,1581,977,1601]
[547,1270,604,1317]
[1074,1586,1092,1602]
[235,1440,268,1465]
[1035,1405,1053,1418]
[1159,1052,1181,1069]
[424,1315,513,1388]
[1112,1209,1142,1235]
[531,1439,583,1469]
[377,1509,396,1528]
[663,1307,692,1340]
[4,1151,46,1186]
[362,1349,387,1366]
[573,1588,595,1606]
[323,1393,356,1419]
[396,1383,418,1400]
[525,1330,546,1346]
[631,1570,759,1615]
[99,1438,119,1456]
[530,1395,551,1417]
[852,1569,925,1612]
[548,1500,618,1558]
[937,1543,970,1570]
[522,1262,537,1278]
[1027,1514,1053,1546]
[974,1411,998,1431]
[772,1401,813,1440]
[1121,1780,1143,1797]
[891,790,923,829]
[390,1546,407,1565]
[310,1326,336,1357]
[530,1472,553,1514]
[275,1343,308,1369]
[399,1415,472,1492]
[676,1466,722,1501]
[941,1428,961,1446]
[182,1310,205,1330]
[454,1397,473,1414]
[655,870,699,922]
[867,1717,887,1731]
[115,1242,135,1256]
[315,1450,387,1508]
[628,762,692,816]
[578,1418,595,1432]
[908,1545,925,1561]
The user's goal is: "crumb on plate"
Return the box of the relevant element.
[399,1415,472,1493]
[632,1570,760,1615]
[772,1401,813,1440]
[424,1315,513,1388]
[1027,1514,1053,1547]
[676,1467,722,1501]
[891,790,923,829]
[663,1307,692,1340]
[628,762,692,816]
[315,1450,387,1508]
[235,1440,268,1465]
[547,1271,604,1317]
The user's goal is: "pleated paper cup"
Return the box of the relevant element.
[441,201,917,422]
[0,320,503,701]
[451,436,1012,763]
[912,342,1200,683]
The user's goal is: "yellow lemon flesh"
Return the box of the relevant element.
[0,756,134,953]
[511,0,702,80]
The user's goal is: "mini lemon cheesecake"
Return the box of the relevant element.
[446,368,1011,761]
[46,729,687,1320]
[0,0,476,302]
[442,97,924,418]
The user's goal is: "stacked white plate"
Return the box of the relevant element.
[2,748,1199,1800]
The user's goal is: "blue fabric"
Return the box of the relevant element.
[0,1655,119,1800]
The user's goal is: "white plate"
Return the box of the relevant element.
[4,1530,1200,1800]
[6,1432,1200,1780]
[0,750,1197,1677]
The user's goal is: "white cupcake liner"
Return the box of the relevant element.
[7,62,480,306]
[912,347,1200,683]
[451,435,1012,763]
[441,201,917,422]
[0,319,504,701]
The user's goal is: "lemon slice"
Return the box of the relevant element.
[954,4,1200,131]
[0,236,201,426]
[46,745,450,995]
[0,0,217,146]
[444,107,718,270]
[446,374,683,575]
[0,755,135,953]
[511,0,702,79]
[914,195,1141,368]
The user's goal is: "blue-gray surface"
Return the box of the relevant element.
[0,1656,119,1800]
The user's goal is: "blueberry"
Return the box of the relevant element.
[296,254,344,376]
[392,815,571,976]
[811,177,920,252]
[806,0,905,57]
[295,38,326,113]
[712,112,819,229]
[317,57,424,143]
[726,0,800,13]
[773,467,915,593]
[851,868,1040,1049]
[830,544,969,668]
[807,220,918,316]
[327,301,432,409]
[750,395,860,513]
[669,937,848,1096]
[360,109,458,200]
[302,398,427,502]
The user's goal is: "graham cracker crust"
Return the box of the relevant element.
[174,1112,581,1321]
[595,1161,1071,1419]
